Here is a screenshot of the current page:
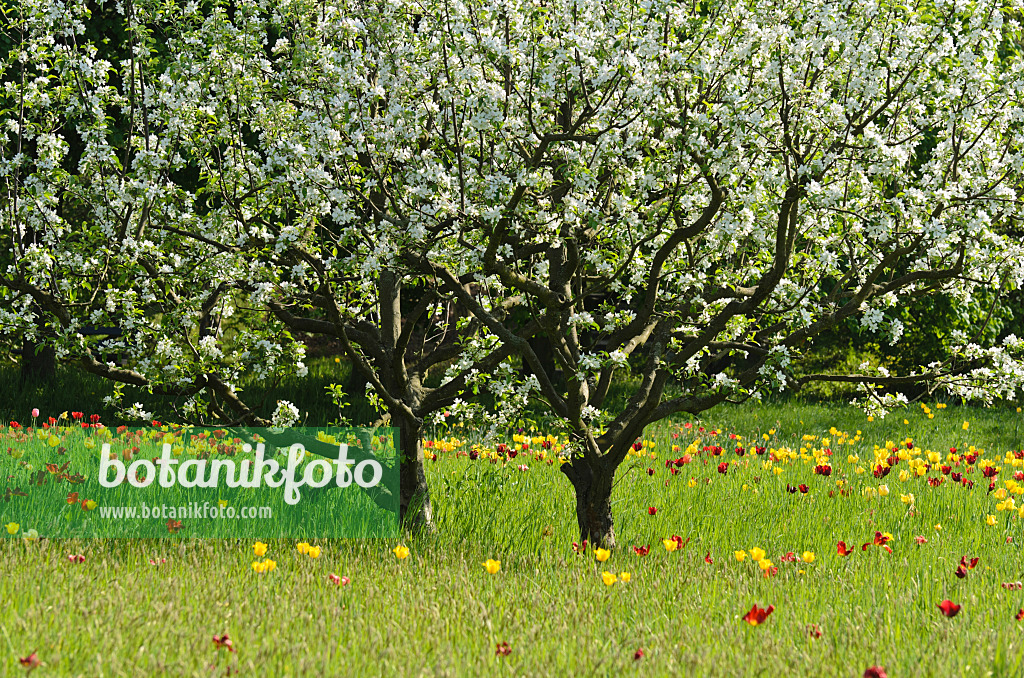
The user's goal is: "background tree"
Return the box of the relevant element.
[0,0,538,529]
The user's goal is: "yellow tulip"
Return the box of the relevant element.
[5,522,18,535]
[594,547,611,562]
[482,559,501,574]
[252,541,268,557]
[601,571,617,586]
[307,546,321,558]
[734,550,747,562]
[393,544,410,559]
[619,572,631,583]
[986,514,997,526]
[663,539,678,552]
[758,558,774,571]
[801,551,815,564]
[878,484,889,497]
[749,547,766,562]
[297,542,311,554]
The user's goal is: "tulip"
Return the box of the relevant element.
[742,603,775,626]
[482,559,501,574]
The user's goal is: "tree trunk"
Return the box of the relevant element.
[20,337,56,385]
[394,412,435,532]
[342,360,374,425]
[561,459,616,548]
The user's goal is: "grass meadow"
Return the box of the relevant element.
[1,368,1023,676]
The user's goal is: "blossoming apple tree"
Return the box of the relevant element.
[404,0,1024,545]
[0,0,538,528]
[5,0,1024,544]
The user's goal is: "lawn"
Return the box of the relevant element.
[1,400,1023,677]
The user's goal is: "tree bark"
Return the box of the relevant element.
[394,411,435,532]
[20,337,56,384]
[561,459,616,548]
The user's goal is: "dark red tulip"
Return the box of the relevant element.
[212,634,236,652]
[717,462,729,474]
[648,507,657,516]
[1016,609,1024,622]
[742,603,775,626]
[633,648,644,661]
[937,600,961,617]
[837,541,854,557]
[863,667,887,678]
[960,556,979,570]
[496,642,512,657]
[633,545,650,556]
[798,484,809,494]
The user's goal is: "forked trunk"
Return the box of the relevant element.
[394,412,435,532]
[561,459,616,549]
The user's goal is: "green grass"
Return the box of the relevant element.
[1,401,1023,676]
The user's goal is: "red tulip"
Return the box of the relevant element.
[960,556,979,570]
[67,554,86,564]
[495,641,512,657]
[633,545,650,556]
[742,603,775,626]
[862,531,892,553]
[954,563,967,579]
[914,536,928,544]
[837,541,854,557]
[647,507,657,516]
[1016,609,1024,622]
[798,484,809,494]
[19,651,41,673]
[212,634,236,652]
[633,648,644,661]
[717,461,729,474]
[937,600,961,617]
[863,667,888,678]
[704,552,713,564]
[806,624,822,638]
